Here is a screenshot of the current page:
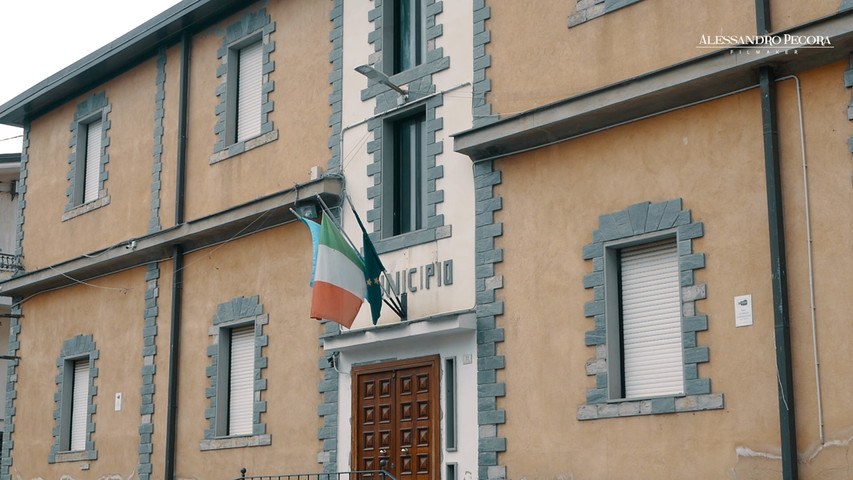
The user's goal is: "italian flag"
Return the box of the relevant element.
[309,215,367,328]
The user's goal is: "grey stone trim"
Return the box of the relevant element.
[149,50,167,234]
[200,434,271,450]
[49,334,99,463]
[65,92,111,215]
[0,308,21,480]
[845,53,853,153]
[137,264,160,480]
[578,198,724,421]
[202,296,270,450]
[211,4,277,162]
[13,125,28,264]
[568,0,643,28]
[327,0,344,175]
[472,1,497,128]
[472,161,506,480]
[366,94,448,253]
[62,195,111,221]
[317,351,338,473]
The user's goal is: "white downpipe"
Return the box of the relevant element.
[777,74,824,445]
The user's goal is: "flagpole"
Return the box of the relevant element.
[343,194,407,317]
[314,195,406,319]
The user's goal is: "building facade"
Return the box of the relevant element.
[455,0,853,479]
[1,0,852,480]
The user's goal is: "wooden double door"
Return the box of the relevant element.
[353,356,440,480]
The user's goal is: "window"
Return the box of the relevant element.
[221,324,254,436]
[606,237,684,400]
[79,119,102,205]
[67,359,90,451]
[50,335,98,463]
[211,7,277,164]
[202,295,270,450]
[229,40,263,144]
[578,199,723,420]
[387,112,427,236]
[392,0,424,73]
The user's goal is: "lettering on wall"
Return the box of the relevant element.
[381,260,453,295]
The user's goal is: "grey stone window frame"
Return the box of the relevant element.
[64,92,111,220]
[578,198,724,420]
[50,334,99,463]
[210,6,277,165]
[366,95,449,254]
[360,0,450,253]
[201,295,270,450]
[568,0,644,28]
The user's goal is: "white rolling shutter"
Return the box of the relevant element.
[228,325,254,436]
[620,238,684,399]
[70,359,89,451]
[236,41,263,142]
[83,119,102,204]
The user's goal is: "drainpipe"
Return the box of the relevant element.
[755,1,799,473]
[755,3,798,478]
[760,64,798,480]
[175,31,190,226]
[164,245,184,480]
[165,31,191,480]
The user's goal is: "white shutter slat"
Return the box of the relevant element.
[83,120,102,204]
[228,325,254,436]
[236,41,263,142]
[621,239,684,399]
[70,360,89,451]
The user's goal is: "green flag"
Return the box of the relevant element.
[350,206,384,324]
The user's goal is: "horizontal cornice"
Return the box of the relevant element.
[454,9,853,161]
[0,176,341,298]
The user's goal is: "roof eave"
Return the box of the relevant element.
[0,0,254,127]
[454,8,853,162]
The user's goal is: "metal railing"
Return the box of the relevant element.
[236,469,399,480]
[0,253,20,272]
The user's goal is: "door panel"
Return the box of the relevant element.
[353,356,440,480]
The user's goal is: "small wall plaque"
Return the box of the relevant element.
[734,294,753,327]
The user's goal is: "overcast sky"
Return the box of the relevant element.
[0,0,182,153]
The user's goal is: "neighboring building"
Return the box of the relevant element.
[1,1,852,480]
[454,0,853,479]
[0,152,21,451]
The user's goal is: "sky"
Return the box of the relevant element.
[0,0,183,153]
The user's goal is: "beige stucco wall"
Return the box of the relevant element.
[183,0,333,222]
[173,223,324,478]
[11,267,152,478]
[22,58,159,269]
[770,61,853,478]
[484,0,843,117]
[770,0,843,32]
[490,59,853,478]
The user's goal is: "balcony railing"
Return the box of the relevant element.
[236,469,398,480]
[0,253,20,272]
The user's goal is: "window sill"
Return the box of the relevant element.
[577,393,724,420]
[210,130,278,165]
[568,0,643,28]
[50,449,98,463]
[373,225,451,254]
[62,195,111,221]
[199,434,271,451]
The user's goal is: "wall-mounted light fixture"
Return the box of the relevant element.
[355,64,409,99]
